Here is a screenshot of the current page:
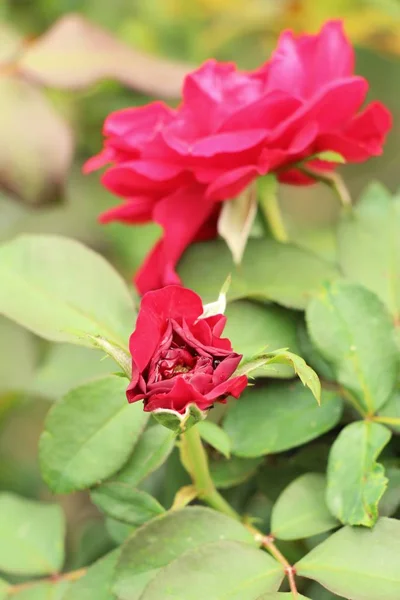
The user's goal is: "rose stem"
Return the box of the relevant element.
[298,165,352,211]
[258,181,289,242]
[181,425,298,598]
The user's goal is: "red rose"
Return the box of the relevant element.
[127,285,248,414]
[85,20,391,294]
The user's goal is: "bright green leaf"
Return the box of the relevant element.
[307,281,399,413]
[0,493,65,576]
[32,344,113,401]
[114,506,256,600]
[111,424,175,486]
[197,421,231,458]
[178,238,339,310]
[224,382,343,458]
[297,321,335,381]
[210,456,263,488]
[141,540,283,600]
[296,517,400,600]
[90,482,164,525]
[39,376,148,494]
[326,421,391,527]
[0,235,135,348]
[224,301,301,378]
[64,549,120,600]
[338,183,400,320]
[271,473,338,540]
[262,350,321,404]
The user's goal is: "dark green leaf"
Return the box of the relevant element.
[0,493,65,575]
[0,235,135,348]
[307,281,399,413]
[296,517,400,600]
[210,456,263,489]
[64,549,120,600]
[224,382,343,457]
[140,540,283,600]
[111,424,175,486]
[39,376,148,494]
[326,421,391,526]
[224,301,301,378]
[338,183,400,320]
[271,474,338,540]
[90,482,164,525]
[178,238,339,310]
[197,421,231,458]
[114,506,256,600]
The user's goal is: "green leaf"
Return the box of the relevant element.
[210,456,263,488]
[32,344,112,401]
[224,382,343,458]
[378,390,400,432]
[178,238,339,310]
[39,376,148,494]
[90,483,164,525]
[307,281,399,413]
[305,582,342,599]
[114,506,256,600]
[338,183,400,320]
[64,549,120,600]
[0,493,65,576]
[0,235,135,348]
[297,321,335,381]
[217,184,257,265]
[152,403,207,433]
[380,465,400,517]
[326,421,391,527]
[271,474,338,540]
[10,581,70,599]
[224,301,301,378]
[140,540,283,600]
[261,350,321,404]
[197,421,231,458]
[110,424,175,486]
[296,517,400,600]
[105,517,135,545]
[0,317,36,394]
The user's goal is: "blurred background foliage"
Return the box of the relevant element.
[1,0,400,591]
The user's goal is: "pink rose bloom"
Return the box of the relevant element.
[85,20,391,294]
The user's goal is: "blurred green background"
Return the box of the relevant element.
[1,0,400,582]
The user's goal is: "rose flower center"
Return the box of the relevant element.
[157,347,196,380]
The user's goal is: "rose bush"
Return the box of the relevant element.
[127,285,248,414]
[86,20,390,294]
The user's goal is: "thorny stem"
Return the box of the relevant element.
[298,165,352,210]
[181,426,299,598]
[8,568,86,595]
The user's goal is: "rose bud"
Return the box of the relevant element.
[127,285,247,429]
